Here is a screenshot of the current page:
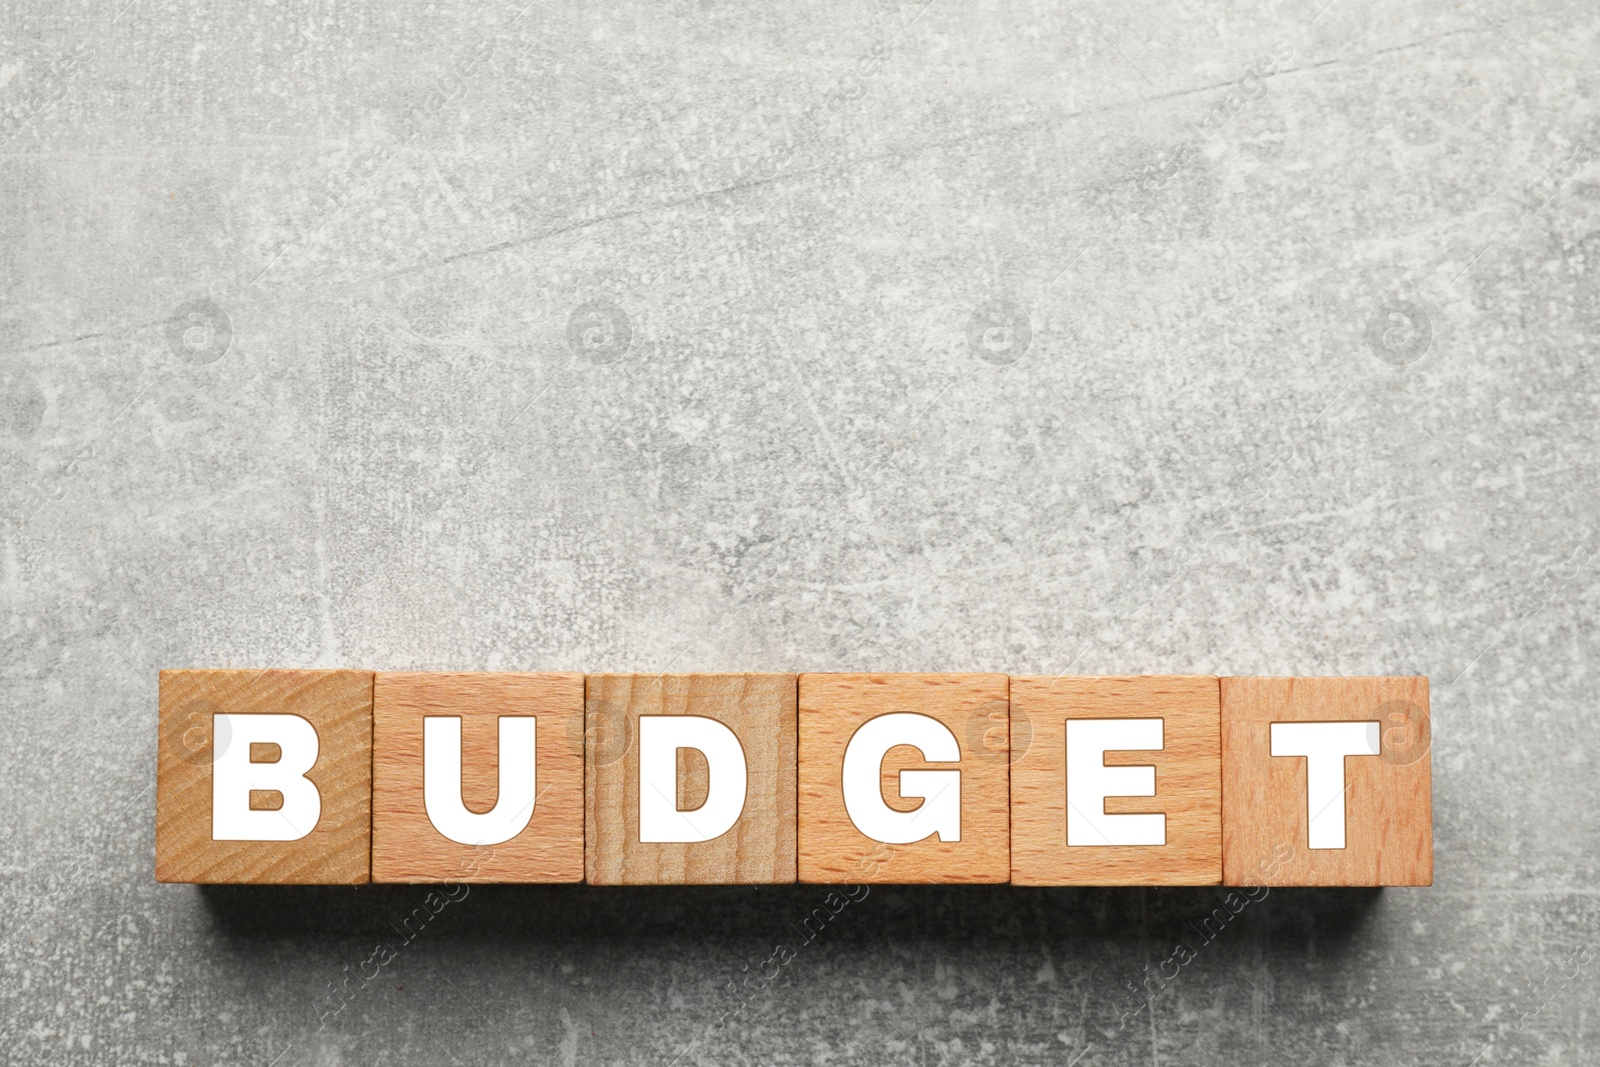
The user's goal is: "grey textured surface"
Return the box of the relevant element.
[2,0,1598,1063]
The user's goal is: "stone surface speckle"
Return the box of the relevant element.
[2,0,1598,1062]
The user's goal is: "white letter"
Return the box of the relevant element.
[638,716,747,843]
[1270,720,1381,849]
[842,712,961,844]
[212,713,321,841]
[424,716,538,846]
[1066,719,1165,846]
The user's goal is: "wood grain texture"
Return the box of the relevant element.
[1009,675,1221,886]
[371,672,585,883]
[585,673,797,885]
[797,673,1009,884]
[155,669,372,885]
[1221,676,1432,886]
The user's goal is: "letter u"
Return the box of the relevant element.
[423,716,538,846]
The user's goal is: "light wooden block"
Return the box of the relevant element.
[1009,675,1221,886]
[797,673,1009,884]
[585,673,797,884]
[155,669,372,884]
[371,672,584,883]
[1221,676,1432,886]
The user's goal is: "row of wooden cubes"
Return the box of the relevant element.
[155,670,1432,886]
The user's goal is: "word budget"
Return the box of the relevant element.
[155,670,1431,887]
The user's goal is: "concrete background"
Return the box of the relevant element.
[2,0,1597,1063]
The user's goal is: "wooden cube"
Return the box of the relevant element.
[371,672,585,883]
[585,673,797,884]
[1010,675,1221,885]
[1221,676,1432,886]
[797,673,1009,884]
[155,669,372,884]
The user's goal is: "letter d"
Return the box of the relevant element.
[638,716,748,842]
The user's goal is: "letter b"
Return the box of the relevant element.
[212,713,322,841]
